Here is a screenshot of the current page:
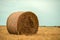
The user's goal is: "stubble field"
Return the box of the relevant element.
[0,26,60,40]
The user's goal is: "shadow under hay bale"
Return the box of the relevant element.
[7,11,39,35]
[57,26,60,28]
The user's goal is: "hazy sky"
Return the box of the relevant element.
[0,0,60,26]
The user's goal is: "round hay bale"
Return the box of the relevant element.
[7,11,39,35]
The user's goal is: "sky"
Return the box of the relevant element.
[0,0,60,26]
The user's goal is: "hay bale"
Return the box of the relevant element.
[7,11,39,35]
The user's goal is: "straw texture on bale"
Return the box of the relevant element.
[7,11,39,35]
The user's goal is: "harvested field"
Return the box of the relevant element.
[0,26,60,40]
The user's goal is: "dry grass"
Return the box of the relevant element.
[0,26,60,40]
